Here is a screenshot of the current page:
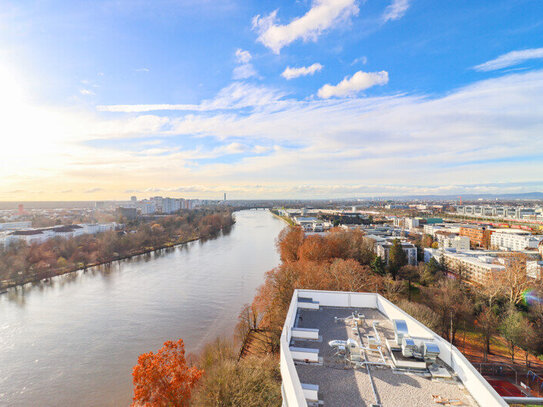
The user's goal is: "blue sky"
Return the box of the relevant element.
[1,0,543,199]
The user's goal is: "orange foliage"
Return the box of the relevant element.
[131,339,203,407]
[297,235,330,261]
[276,227,304,262]
[253,227,384,340]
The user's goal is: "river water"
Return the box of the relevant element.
[0,210,285,406]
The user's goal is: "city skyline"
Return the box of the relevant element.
[1,0,543,200]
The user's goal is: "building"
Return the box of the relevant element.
[490,230,543,251]
[0,221,32,231]
[1,223,117,247]
[527,261,543,279]
[455,205,542,221]
[405,218,419,230]
[162,198,182,214]
[280,289,506,407]
[540,241,543,259]
[375,240,417,266]
[440,235,470,251]
[426,249,505,285]
[116,207,138,220]
[459,226,493,248]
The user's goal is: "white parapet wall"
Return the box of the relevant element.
[280,289,507,407]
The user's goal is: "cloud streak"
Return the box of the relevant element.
[383,0,410,22]
[473,48,543,71]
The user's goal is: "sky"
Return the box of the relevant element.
[1,0,543,200]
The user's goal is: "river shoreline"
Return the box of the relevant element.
[1,222,234,293]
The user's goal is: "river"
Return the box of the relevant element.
[0,209,285,406]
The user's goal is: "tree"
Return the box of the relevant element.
[499,308,524,363]
[419,258,442,286]
[398,299,440,332]
[132,339,203,407]
[276,227,304,263]
[426,279,472,343]
[498,257,533,306]
[388,239,407,280]
[371,255,386,276]
[193,339,281,407]
[421,234,433,248]
[476,306,499,360]
[399,265,419,301]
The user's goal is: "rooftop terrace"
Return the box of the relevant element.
[293,307,475,406]
[280,290,507,407]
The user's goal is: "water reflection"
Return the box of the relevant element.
[0,210,285,407]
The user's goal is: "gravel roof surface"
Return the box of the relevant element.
[292,306,478,407]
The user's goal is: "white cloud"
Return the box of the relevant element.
[252,0,359,54]
[317,70,388,98]
[383,0,410,22]
[135,67,150,72]
[232,48,257,79]
[235,49,252,64]
[473,48,543,72]
[80,88,95,96]
[233,63,257,79]
[282,63,323,79]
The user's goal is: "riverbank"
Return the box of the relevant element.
[0,210,284,407]
[1,218,235,292]
[269,209,295,226]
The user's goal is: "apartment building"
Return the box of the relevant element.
[375,240,418,266]
[425,249,505,285]
[490,231,543,251]
[459,226,493,248]
[440,235,470,251]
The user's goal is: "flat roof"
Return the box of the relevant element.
[291,306,477,407]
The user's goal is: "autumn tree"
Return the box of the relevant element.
[132,339,203,407]
[421,234,433,248]
[297,235,331,262]
[498,257,533,306]
[388,239,407,280]
[276,227,304,263]
[398,299,440,332]
[193,339,281,407]
[426,279,472,343]
[475,305,499,360]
